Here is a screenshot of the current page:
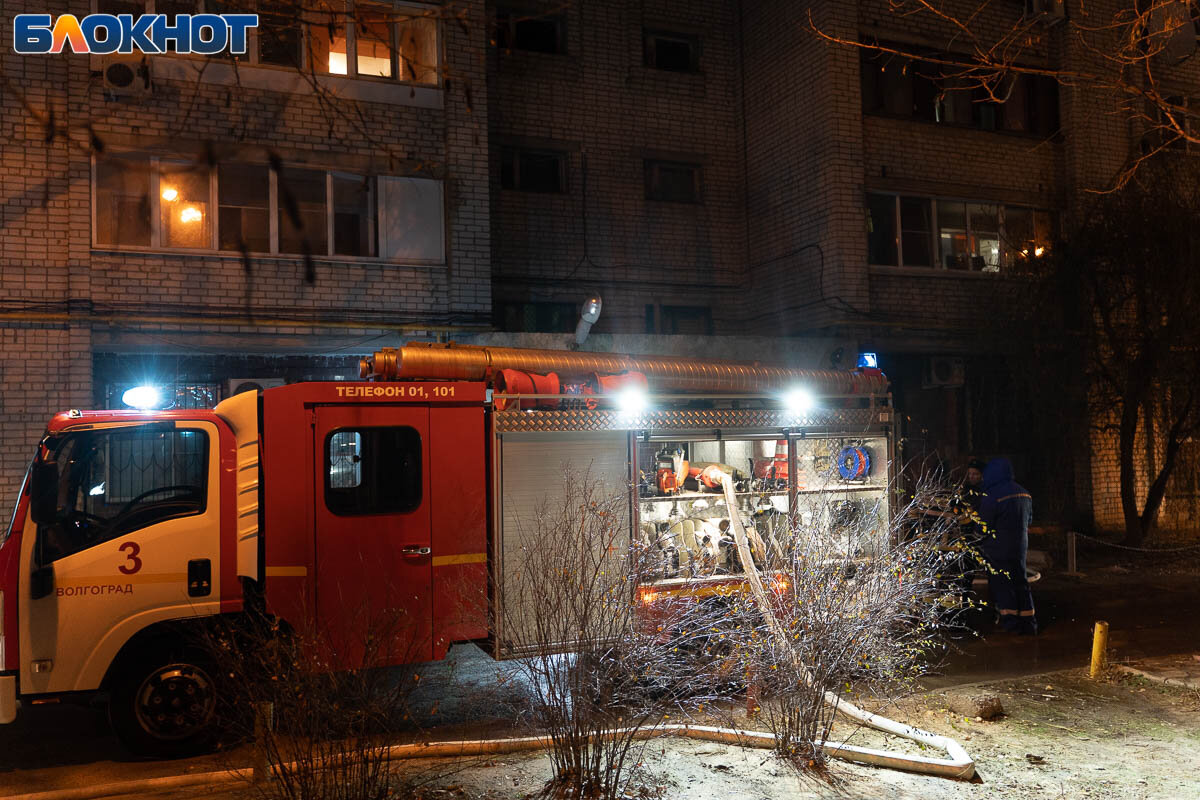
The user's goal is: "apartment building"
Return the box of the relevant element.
[0,0,1172,530]
[486,0,1197,531]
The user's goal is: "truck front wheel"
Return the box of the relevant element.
[109,647,220,758]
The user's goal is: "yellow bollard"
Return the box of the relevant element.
[1089,621,1109,679]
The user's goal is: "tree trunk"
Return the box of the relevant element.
[1119,390,1143,546]
[1137,397,1192,544]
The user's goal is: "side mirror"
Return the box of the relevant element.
[29,462,59,525]
[30,564,54,600]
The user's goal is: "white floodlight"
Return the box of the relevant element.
[783,386,816,417]
[616,385,649,417]
[122,385,162,410]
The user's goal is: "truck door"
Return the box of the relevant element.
[313,406,432,667]
[19,421,222,695]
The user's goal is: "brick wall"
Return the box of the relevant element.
[486,0,747,335]
[0,0,492,521]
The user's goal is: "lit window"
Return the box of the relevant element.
[159,162,212,249]
[868,192,1054,271]
[306,1,349,75]
[356,2,395,77]
[96,154,442,262]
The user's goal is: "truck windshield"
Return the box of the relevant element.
[39,426,208,563]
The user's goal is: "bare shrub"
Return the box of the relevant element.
[716,479,960,771]
[211,603,466,800]
[497,467,724,800]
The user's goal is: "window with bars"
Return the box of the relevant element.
[867,193,1054,271]
[103,382,223,410]
[94,154,445,263]
[41,427,209,562]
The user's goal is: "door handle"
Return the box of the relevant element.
[188,559,212,597]
[401,546,431,557]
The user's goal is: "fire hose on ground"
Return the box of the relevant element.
[3,478,973,800]
[715,471,975,781]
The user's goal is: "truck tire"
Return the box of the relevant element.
[108,645,221,758]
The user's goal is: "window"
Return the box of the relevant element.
[305,0,349,74]
[377,176,444,262]
[95,156,151,247]
[93,0,439,83]
[95,154,443,262]
[868,193,1054,270]
[500,148,567,193]
[643,29,700,72]
[495,9,566,54]
[861,47,1059,136]
[332,172,376,256]
[325,427,421,515]
[257,0,304,66]
[494,301,576,333]
[216,0,439,84]
[866,193,897,266]
[277,167,329,255]
[102,382,222,410]
[218,163,270,252]
[1149,96,1200,153]
[645,159,701,203]
[159,162,212,249]
[660,305,713,335]
[41,427,208,562]
[899,197,934,267]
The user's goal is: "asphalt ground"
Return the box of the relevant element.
[1,565,1197,797]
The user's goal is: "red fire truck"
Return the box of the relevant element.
[0,344,893,755]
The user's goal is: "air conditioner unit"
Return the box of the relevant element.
[923,357,965,388]
[100,55,151,96]
[1024,0,1066,22]
[227,378,285,397]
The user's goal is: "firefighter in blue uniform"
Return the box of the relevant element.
[978,457,1037,635]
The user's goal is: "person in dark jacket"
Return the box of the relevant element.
[977,458,1037,635]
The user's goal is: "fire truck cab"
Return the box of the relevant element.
[0,344,894,755]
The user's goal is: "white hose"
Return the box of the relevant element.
[717,473,975,780]
[0,718,972,800]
